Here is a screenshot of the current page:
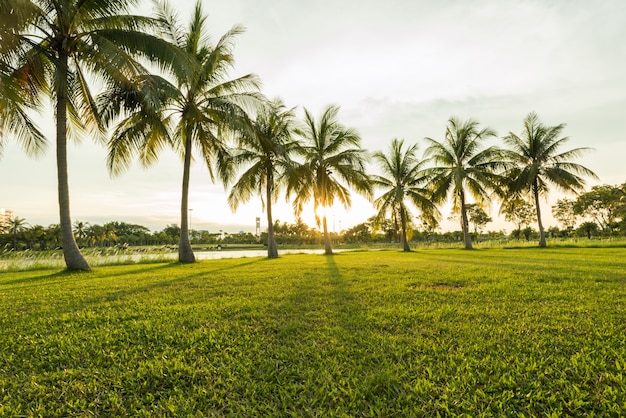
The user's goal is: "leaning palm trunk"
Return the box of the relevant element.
[266,176,278,258]
[533,183,547,247]
[322,215,333,255]
[178,138,195,263]
[459,191,473,250]
[56,56,90,271]
[400,206,411,252]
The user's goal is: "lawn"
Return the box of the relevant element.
[1,248,625,416]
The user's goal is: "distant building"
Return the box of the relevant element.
[0,208,13,233]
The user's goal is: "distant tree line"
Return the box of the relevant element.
[0,220,258,252]
[4,179,626,253]
[550,183,626,239]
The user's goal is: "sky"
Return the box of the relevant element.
[1,0,625,234]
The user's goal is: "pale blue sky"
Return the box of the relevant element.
[1,0,624,233]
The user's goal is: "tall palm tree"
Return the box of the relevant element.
[2,0,175,270]
[102,2,261,263]
[292,105,372,255]
[226,98,297,258]
[424,117,502,249]
[371,138,439,252]
[503,112,598,247]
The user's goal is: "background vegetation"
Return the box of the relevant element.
[3,178,626,255]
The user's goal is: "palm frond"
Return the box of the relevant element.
[506,112,598,199]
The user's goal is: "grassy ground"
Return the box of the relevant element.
[1,247,625,416]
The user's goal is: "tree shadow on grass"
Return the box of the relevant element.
[0,261,190,290]
[78,258,268,306]
[0,268,92,287]
[324,254,365,332]
[3,258,268,320]
[269,254,366,354]
[253,254,394,410]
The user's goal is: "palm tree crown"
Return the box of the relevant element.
[503,111,598,247]
[372,138,439,251]
[103,1,261,263]
[0,2,44,158]
[292,105,372,255]
[226,98,298,258]
[424,117,502,249]
[0,61,46,158]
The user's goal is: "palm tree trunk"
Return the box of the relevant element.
[56,53,90,271]
[400,205,411,252]
[178,137,195,263]
[266,172,278,258]
[459,190,473,250]
[392,211,400,243]
[322,215,333,255]
[533,183,547,247]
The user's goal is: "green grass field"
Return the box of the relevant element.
[1,248,626,416]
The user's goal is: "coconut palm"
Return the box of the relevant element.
[73,220,90,247]
[292,105,372,255]
[102,2,261,263]
[24,224,46,250]
[424,117,502,249]
[9,216,28,250]
[225,98,297,258]
[101,223,118,247]
[84,224,103,248]
[503,112,598,247]
[45,224,62,249]
[371,138,439,252]
[2,0,176,270]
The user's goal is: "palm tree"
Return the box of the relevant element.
[503,112,598,247]
[371,138,439,252]
[102,2,260,263]
[292,105,372,255]
[24,224,46,250]
[84,224,103,248]
[424,117,502,249]
[2,0,175,270]
[73,221,90,247]
[101,223,118,247]
[45,224,62,249]
[9,216,28,250]
[226,98,297,258]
